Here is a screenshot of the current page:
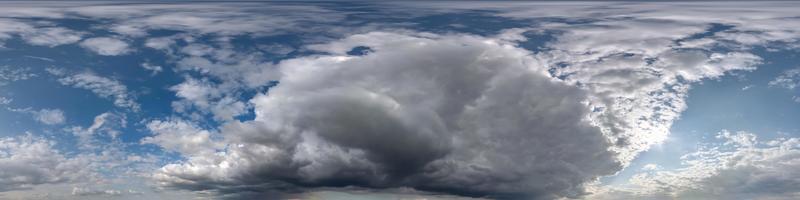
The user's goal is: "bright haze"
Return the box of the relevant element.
[1,1,799,200]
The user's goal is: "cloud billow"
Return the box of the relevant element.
[151,32,621,199]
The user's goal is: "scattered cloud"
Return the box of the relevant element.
[0,133,92,192]
[21,27,83,47]
[0,66,36,86]
[589,130,800,200]
[0,18,83,47]
[9,108,66,125]
[770,68,800,90]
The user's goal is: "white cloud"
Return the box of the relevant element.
[0,66,36,86]
[79,37,131,56]
[588,130,800,200]
[51,70,140,111]
[769,68,800,90]
[0,131,162,198]
[142,119,222,156]
[0,18,83,47]
[140,63,162,75]
[169,77,248,121]
[21,27,83,47]
[144,36,176,50]
[528,19,762,163]
[0,133,92,192]
[68,112,125,149]
[0,97,10,105]
[641,164,662,171]
[7,107,66,125]
[34,109,66,125]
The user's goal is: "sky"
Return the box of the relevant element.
[0,1,799,200]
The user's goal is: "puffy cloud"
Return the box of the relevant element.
[0,133,92,192]
[169,77,248,121]
[152,32,621,199]
[588,130,800,200]
[21,27,84,47]
[142,119,222,156]
[79,37,131,56]
[51,70,140,111]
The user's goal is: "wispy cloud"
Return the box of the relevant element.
[49,69,140,111]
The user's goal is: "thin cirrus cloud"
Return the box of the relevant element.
[0,1,797,200]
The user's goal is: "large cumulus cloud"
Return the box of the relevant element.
[151,32,621,199]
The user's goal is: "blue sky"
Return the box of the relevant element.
[0,1,799,200]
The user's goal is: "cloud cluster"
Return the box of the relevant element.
[0,113,163,199]
[0,18,84,47]
[770,67,800,90]
[533,20,762,162]
[151,32,621,199]
[142,119,222,156]
[588,130,800,200]
[0,134,91,192]
[0,66,36,86]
